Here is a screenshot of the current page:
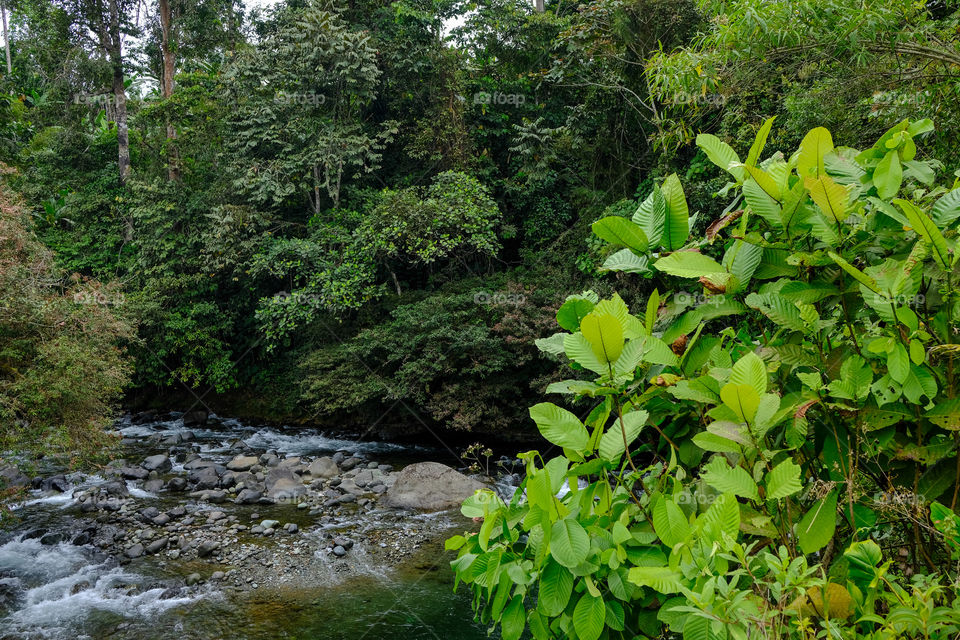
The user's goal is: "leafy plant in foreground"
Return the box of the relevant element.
[449,118,960,639]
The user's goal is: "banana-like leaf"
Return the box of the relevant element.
[660,174,689,251]
[746,116,777,168]
[932,188,960,227]
[580,312,625,364]
[874,149,903,200]
[653,251,725,279]
[600,249,650,274]
[805,175,850,224]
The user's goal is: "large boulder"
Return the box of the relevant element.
[264,467,306,503]
[306,457,338,479]
[182,409,208,427]
[382,462,484,511]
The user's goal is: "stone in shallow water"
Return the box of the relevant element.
[260,519,279,530]
[381,462,485,511]
[141,454,172,472]
[197,540,219,558]
[125,543,144,558]
[332,545,347,557]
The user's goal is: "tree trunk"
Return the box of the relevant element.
[106,0,130,184]
[534,0,544,12]
[159,0,180,180]
[1,0,11,76]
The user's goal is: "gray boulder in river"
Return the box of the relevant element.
[264,467,307,503]
[382,462,484,511]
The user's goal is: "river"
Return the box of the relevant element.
[0,413,500,639]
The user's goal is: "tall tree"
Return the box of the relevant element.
[1,0,11,75]
[158,0,179,180]
[60,0,136,183]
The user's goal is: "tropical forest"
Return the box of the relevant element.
[3,0,960,638]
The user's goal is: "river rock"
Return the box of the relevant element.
[382,462,484,511]
[306,457,338,479]
[146,538,168,554]
[144,479,165,493]
[188,466,220,490]
[40,475,70,493]
[141,454,172,472]
[226,455,259,472]
[339,457,361,472]
[165,477,187,492]
[120,467,149,481]
[332,545,347,557]
[0,463,28,489]
[182,409,208,427]
[234,488,262,504]
[264,467,306,503]
[126,543,144,558]
[197,540,219,558]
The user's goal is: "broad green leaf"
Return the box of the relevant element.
[723,241,763,292]
[692,431,742,453]
[932,188,960,227]
[874,150,902,199]
[573,594,606,640]
[925,398,960,431]
[744,165,781,202]
[501,596,525,640]
[556,297,595,331]
[529,403,589,451]
[580,312,625,364]
[654,251,725,279]
[696,133,744,181]
[537,560,574,617]
[592,216,649,252]
[805,175,850,224]
[888,343,910,384]
[720,383,761,423]
[702,457,760,501]
[653,497,691,547]
[645,290,659,335]
[634,187,666,247]
[764,459,803,500]
[564,333,607,374]
[730,351,767,395]
[601,248,650,274]
[745,292,809,333]
[661,174,689,250]
[743,178,783,228]
[550,519,590,568]
[535,332,567,356]
[698,492,740,538]
[797,490,838,555]
[797,127,834,177]
[896,199,952,269]
[628,566,683,594]
[599,410,648,462]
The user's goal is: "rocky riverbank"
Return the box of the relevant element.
[0,412,514,632]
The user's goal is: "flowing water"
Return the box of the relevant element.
[0,414,495,639]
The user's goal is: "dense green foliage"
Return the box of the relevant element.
[0,177,132,463]
[450,121,960,638]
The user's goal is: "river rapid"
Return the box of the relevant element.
[0,413,506,639]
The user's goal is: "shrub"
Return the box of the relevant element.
[449,119,960,639]
[0,178,133,465]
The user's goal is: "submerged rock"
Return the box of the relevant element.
[382,462,484,511]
